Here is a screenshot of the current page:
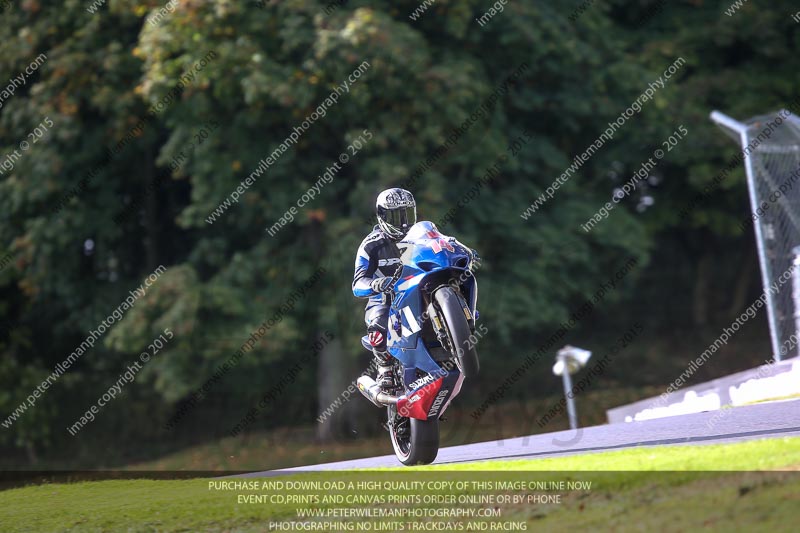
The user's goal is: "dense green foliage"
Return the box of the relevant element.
[1,0,797,466]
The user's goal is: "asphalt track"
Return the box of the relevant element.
[244,398,800,474]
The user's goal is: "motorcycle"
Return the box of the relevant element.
[357,221,480,465]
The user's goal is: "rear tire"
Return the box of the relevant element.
[434,287,480,378]
[390,412,439,466]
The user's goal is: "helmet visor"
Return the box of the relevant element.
[380,205,416,235]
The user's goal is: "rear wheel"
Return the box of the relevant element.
[434,286,480,378]
[389,408,439,466]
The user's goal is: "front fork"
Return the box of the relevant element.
[427,285,476,344]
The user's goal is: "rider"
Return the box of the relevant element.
[352,188,479,391]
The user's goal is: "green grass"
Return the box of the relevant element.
[2,437,799,532]
[406,436,800,472]
[739,392,800,406]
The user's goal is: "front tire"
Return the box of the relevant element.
[434,286,480,378]
[389,410,439,466]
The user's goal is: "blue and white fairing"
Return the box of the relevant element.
[386,221,477,377]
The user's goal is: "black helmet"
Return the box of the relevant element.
[376,188,416,240]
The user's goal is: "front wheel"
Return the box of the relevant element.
[389,409,439,466]
[434,286,480,378]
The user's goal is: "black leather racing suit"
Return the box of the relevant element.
[352,225,402,352]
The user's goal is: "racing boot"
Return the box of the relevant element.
[372,349,395,391]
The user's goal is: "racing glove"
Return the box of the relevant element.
[370,277,395,295]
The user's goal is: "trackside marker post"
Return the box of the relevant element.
[553,345,592,430]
